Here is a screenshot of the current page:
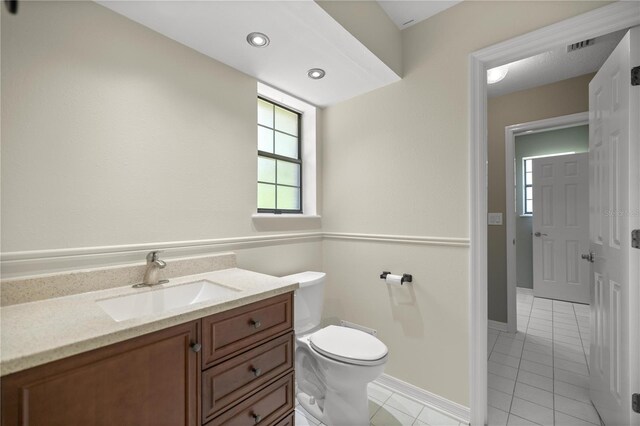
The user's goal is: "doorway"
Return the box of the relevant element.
[504,113,590,333]
[468,3,640,425]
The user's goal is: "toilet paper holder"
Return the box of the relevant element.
[380,271,413,284]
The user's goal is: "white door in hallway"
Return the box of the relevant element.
[588,27,640,426]
[532,152,590,304]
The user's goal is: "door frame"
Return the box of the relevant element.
[504,112,589,332]
[468,3,640,424]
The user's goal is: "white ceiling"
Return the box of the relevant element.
[487,30,627,98]
[377,1,462,29]
[97,1,400,107]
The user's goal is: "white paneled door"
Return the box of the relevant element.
[589,28,640,426]
[532,152,590,304]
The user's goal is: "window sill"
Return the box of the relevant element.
[519,214,533,218]
[251,214,321,231]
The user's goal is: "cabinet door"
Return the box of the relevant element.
[1,321,199,426]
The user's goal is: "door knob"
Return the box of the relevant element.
[534,231,548,237]
[581,252,595,263]
[190,342,202,353]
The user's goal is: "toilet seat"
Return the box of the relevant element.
[309,325,388,366]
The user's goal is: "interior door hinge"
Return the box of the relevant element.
[632,230,640,249]
[633,66,640,86]
[633,393,640,413]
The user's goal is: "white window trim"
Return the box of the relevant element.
[254,82,319,220]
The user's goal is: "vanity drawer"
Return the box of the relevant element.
[205,373,294,426]
[273,412,295,426]
[202,333,294,421]
[202,293,293,367]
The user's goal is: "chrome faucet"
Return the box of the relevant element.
[133,251,169,288]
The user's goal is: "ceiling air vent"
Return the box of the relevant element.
[567,38,595,52]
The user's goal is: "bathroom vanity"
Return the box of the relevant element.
[0,261,297,426]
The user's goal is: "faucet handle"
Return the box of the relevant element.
[146,250,163,264]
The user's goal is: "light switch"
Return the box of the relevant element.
[488,212,503,225]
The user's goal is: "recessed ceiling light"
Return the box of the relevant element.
[247,32,270,48]
[487,65,509,84]
[307,68,326,80]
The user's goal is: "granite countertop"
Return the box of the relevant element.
[0,268,299,376]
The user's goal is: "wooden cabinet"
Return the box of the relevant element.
[201,292,295,425]
[1,292,295,426]
[1,321,199,426]
[201,293,293,368]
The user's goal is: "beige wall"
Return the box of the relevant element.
[0,1,322,275]
[1,0,612,410]
[321,2,608,406]
[487,73,594,323]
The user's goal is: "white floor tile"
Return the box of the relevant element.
[525,328,552,340]
[371,404,416,426]
[516,369,553,392]
[487,407,509,426]
[554,327,582,338]
[488,360,519,380]
[488,388,513,412]
[497,335,525,347]
[523,341,553,356]
[521,350,553,367]
[554,380,591,404]
[490,351,521,369]
[493,342,524,358]
[514,382,553,409]
[519,359,553,379]
[504,331,526,341]
[554,346,586,363]
[369,398,384,419]
[554,394,601,424]
[369,382,394,403]
[506,414,540,426]
[554,410,599,426]
[489,289,599,426]
[489,373,516,395]
[554,368,589,389]
[295,407,320,425]
[384,393,424,418]
[554,334,584,347]
[510,397,554,425]
[555,357,589,376]
[416,406,460,426]
[554,320,580,331]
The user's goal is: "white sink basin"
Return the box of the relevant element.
[96,280,241,322]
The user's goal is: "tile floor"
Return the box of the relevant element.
[294,381,467,426]
[487,289,601,426]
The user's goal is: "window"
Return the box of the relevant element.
[523,158,533,214]
[257,97,302,213]
[521,152,575,216]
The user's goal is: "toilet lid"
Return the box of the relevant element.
[309,325,388,364]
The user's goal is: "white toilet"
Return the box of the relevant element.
[282,271,388,426]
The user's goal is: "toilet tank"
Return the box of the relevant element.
[281,271,326,334]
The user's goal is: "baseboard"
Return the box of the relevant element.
[375,374,470,424]
[488,320,508,332]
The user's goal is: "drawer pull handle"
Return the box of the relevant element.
[190,343,202,353]
[252,413,262,424]
[250,366,262,377]
[250,319,262,329]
